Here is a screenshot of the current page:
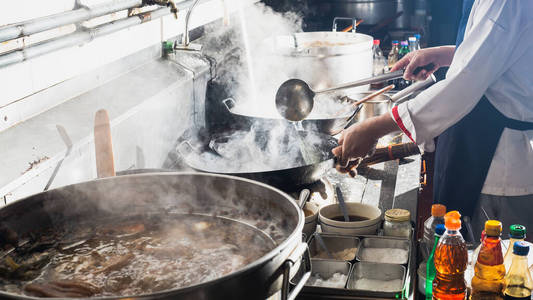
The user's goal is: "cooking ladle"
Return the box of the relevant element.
[298,189,311,210]
[335,186,350,222]
[276,65,434,121]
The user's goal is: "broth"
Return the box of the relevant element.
[330,215,369,222]
[0,214,275,298]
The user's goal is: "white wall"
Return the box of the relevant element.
[0,0,253,132]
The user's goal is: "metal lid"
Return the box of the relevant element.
[385,209,410,222]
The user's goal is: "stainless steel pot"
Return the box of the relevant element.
[265,31,373,93]
[0,173,310,300]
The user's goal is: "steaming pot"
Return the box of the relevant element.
[0,173,309,300]
[265,31,373,93]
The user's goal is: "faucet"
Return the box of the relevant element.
[175,0,202,51]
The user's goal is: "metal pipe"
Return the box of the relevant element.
[0,6,177,68]
[0,0,143,43]
[181,0,202,46]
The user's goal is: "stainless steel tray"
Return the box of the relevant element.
[357,237,410,265]
[308,233,360,261]
[295,235,414,299]
[347,262,406,298]
[304,260,351,289]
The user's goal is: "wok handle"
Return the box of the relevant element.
[281,243,311,300]
[94,109,115,178]
[359,142,420,167]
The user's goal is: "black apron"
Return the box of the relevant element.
[433,2,533,218]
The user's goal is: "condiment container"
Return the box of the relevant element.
[319,203,382,235]
[383,209,411,238]
[303,202,319,238]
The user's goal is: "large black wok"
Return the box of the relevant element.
[0,173,310,300]
[222,98,361,136]
[179,130,338,191]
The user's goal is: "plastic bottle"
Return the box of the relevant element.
[414,33,422,50]
[503,241,532,299]
[433,211,468,300]
[422,204,447,260]
[388,40,399,69]
[471,220,505,300]
[397,41,411,89]
[398,40,410,60]
[426,224,446,299]
[504,225,526,272]
[408,36,418,52]
[471,230,487,270]
[371,40,387,89]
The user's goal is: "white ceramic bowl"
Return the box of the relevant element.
[319,203,382,235]
[303,202,319,238]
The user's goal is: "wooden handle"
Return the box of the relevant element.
[94,109,115,178]
[353,84,395,107]
[359,142,420,166]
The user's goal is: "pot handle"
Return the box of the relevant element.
[281,243,311,300]
[332,17,356,32]
[222,98,236,111]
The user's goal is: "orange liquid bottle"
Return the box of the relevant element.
[433,211,468,300]
[470,220,505,299]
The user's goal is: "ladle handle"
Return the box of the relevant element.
[94,109,115,178]
[390,74,436,103]
[315,70,404,94]
[353,84,395,106]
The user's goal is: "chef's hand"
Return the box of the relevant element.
[391,46,455,81]
[332,113,401,176]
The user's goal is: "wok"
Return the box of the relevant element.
[223,98,361,136]
[0,173,310,300]
[179,130,338,191]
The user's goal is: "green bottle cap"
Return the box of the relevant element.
[510,224,526,239]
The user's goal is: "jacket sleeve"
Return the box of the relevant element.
[390,0,526,152]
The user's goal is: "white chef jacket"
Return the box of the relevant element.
[390,0,533,196]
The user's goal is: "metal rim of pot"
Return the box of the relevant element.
[0,172,311,300]
[266,31,374,57]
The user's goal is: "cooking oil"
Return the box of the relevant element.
[433,211,468,300]
[504,242,532,300]
[504,225,526,272]
[470,220,505,300]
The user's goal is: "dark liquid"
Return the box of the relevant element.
[331,215,369,222]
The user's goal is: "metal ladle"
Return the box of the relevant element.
[275,70,404,121]
[276,64,435,121]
